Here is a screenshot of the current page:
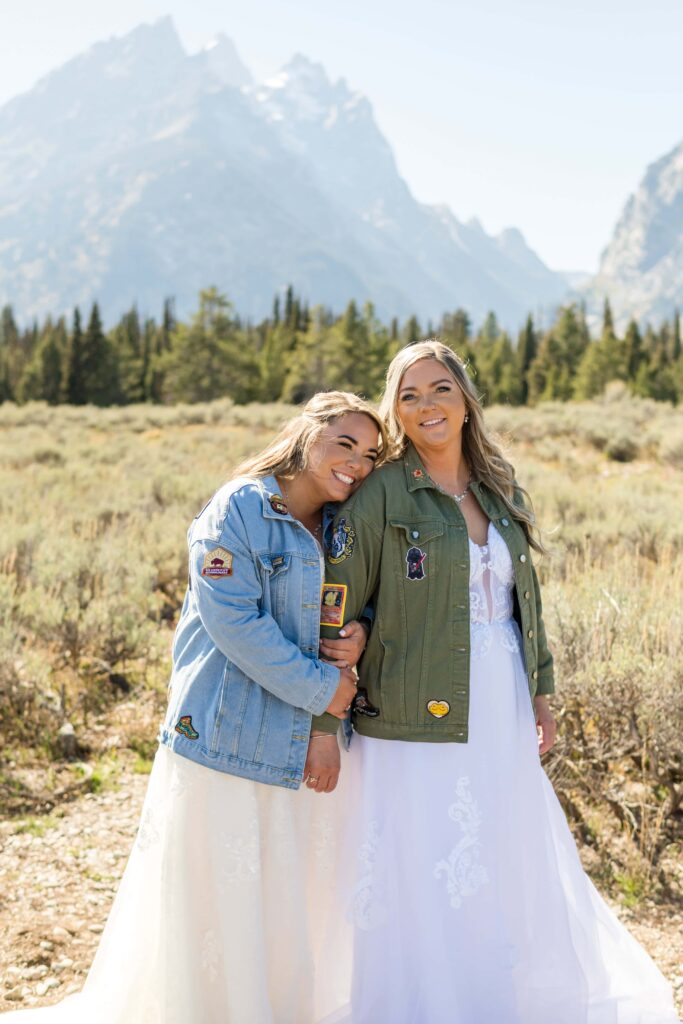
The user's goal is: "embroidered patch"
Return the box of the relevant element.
[412,468,424,479]
[269,494,288,515]
[201,547,233,579]
[427,699,450,719]
[406,545,427,581]
[328,517,356,564]
[175,714,199,740]
[320,583,348,628]
[353,687,381,718]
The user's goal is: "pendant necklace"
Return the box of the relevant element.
[451,475,472,504]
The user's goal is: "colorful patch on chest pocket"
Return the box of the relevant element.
[406,545,427,581]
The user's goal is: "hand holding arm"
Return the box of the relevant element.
[319,619,369,667]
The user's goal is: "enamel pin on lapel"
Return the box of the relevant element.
[269,494,288,515]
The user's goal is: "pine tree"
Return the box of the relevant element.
[162,288,257,403]
[0,306,21,401]
[18,318,66,403]
[602,297,615,338]
[402,315,421,345]
[441,309,471,353]
[112,307,144,403]
[81,302,120,405]
[517,314,537,404]
[671,310,681,362]
[623,320,644,381]
[66,308,86,404]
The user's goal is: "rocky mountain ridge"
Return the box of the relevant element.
[0,17,569,326]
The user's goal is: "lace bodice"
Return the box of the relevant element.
[468,522,520,659]
[468,522,514,624]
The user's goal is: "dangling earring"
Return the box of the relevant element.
[464,413,469,423]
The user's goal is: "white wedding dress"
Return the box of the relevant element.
[2,525,679,1024]
[322,522,679,1024]
[1,738,353,1024]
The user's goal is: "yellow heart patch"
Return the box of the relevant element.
[427,699,450,719]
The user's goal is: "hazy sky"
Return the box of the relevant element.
[3,0,683,273]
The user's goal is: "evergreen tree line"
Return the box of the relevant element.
[2,288,683,408]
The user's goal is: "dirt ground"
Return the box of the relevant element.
[1,766,682,1015]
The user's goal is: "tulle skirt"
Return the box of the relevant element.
[322,621,679,1024]
[1,744,353,1024]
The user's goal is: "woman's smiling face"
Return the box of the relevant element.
[304,412,380,503]
[396,358,468,452]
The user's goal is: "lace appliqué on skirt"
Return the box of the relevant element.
[353,819,385,931]
[434,775,489,909]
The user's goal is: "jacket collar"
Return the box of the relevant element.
[402,445,503,518]
[403,444,438,493]
[260,475,295,521]
[259,475,335,533]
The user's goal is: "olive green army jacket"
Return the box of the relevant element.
[316,444,554,742]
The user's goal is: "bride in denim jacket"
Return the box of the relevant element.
[3,392,385,1024]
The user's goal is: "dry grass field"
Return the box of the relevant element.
[0,389,682,1008]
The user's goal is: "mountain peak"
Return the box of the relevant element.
[194,32,252,88]
[263,53,336,96]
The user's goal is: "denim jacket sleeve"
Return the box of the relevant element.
[189,502,340,716]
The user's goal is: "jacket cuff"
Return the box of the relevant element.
[310,712,340,735]
[534,673,555,696]
[305,662,340,715]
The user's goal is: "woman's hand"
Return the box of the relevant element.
[325,666,357,718]
[534,695,557,754]
[304,733,341,793]
[319,620,369,668]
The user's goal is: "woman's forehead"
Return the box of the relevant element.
[400,358,455,388]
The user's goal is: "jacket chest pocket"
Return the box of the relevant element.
[389,520,444,584]
[257,552,292,617]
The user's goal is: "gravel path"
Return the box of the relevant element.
[1,769,682,1015]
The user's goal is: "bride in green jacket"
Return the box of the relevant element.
[318,340,678,1024]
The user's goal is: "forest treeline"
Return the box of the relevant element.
[2,287,683,407]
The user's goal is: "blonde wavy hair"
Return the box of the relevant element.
[379,340,543,552]
[233,391,387,480]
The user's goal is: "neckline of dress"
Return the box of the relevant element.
[468,520,493,551]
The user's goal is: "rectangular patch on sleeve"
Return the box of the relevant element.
[320,583,348,628]
[201,547,233,579]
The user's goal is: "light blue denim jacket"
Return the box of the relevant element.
[158,475,341,789]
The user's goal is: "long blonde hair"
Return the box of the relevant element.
[233,391,387,480]
[379,340,543,552]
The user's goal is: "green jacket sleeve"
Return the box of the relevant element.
[311,501,384,734]
[512,482,554,697]
[531,561,555,696]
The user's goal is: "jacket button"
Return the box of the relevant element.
[519,554,527,563]
[527,629,534,638]
[501,518,509,526]
[532,670,538,680]
[411,530,419,539]
[524,590,531,599]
